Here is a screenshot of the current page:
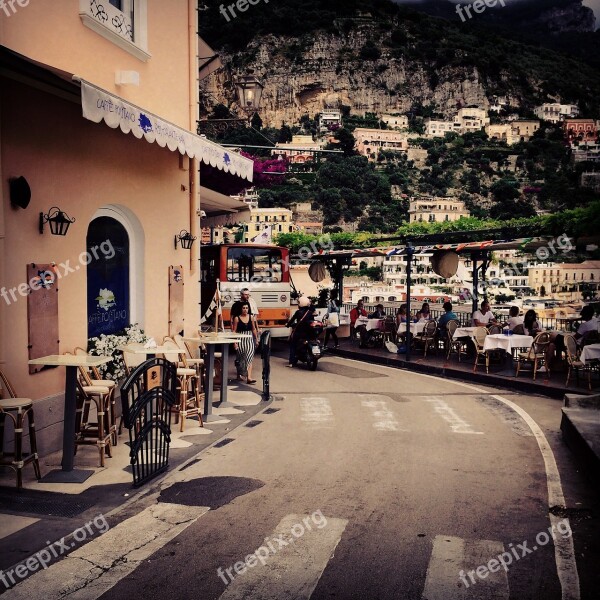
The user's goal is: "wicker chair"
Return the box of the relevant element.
[565,334,595,390]
[414,320,438,357]
[512,324,525,335]
[0,370,41,488]
[382,316,397,345]
[472,327,490,373]
[487,324,503,335]
[74,347,119,442]
[445,319,465,361]
[162,338,203,431]
[515,332,550,380]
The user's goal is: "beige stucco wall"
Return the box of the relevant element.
[1,1,195,129]
[1,80,199,400]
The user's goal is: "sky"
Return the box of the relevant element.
[391,0,600,29]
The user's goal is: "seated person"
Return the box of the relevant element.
[369,304,386,319]
[350,300,367,341]
[437,301,457,335]
[575,305,599,346]
[523,309,542,337]
[506,306,524,331]
[396,304,408,329]
[416,302,432,322]
[472,300,497,328]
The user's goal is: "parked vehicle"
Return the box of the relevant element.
[294,321,324,370]
[200,244,292,337]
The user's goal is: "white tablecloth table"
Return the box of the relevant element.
[483,334,533,353]
[452,326,477,339]
[397,322,426,336]
[363,318,384,331]
[580,343,600,363]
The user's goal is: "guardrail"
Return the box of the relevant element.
[340,303,581,332]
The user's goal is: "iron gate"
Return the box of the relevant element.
[120,358,177,486]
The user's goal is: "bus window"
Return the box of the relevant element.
[226,247,283,282]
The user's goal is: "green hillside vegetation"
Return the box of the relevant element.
[275,200,600,256]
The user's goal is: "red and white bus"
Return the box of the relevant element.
[200,244,292,337]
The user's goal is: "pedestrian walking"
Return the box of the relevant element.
[324,291,340,349]
[232,303,258,384]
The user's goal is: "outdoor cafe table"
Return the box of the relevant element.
[483,334,534,354]
[483,334,533,375]
[356,317,382,332]
[580,343,600,363]
[184,334,246,421]
[28,354,111,483]
[396,321,427,337]
[452,326,477,339]
[117,344,174,360]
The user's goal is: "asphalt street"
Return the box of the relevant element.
[5,351,599,600]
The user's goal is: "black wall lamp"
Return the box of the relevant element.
[174,229,196,250]
[39,207,75,236]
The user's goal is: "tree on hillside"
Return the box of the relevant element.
[328,128,356,156]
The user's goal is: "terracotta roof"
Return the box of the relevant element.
[558,261,600,269]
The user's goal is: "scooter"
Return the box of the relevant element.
[295,321,324,371]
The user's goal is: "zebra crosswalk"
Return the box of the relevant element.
[299,395,484,435]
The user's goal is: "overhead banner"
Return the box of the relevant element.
[79,79,253,181]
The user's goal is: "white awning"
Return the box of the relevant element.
[200,186,251,227]
[78,79,253,182]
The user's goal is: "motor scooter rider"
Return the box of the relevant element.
[286,296,317,367]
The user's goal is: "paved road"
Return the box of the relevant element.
[5,353,598,600]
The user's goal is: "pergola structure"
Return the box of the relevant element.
[302,228,556,361]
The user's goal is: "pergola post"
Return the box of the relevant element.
[405,242,414,362]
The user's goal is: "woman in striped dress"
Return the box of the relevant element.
[232,303,258,384]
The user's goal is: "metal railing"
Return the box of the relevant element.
[341,303,581,332]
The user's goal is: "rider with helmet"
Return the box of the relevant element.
[286,296,317,367]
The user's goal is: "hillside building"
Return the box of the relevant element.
[563,119,598,143]
[408,198,470,223]
[572,142,600,163]
[485,121,540,144]
[354,128,409,158]
[381,114,409,130]
[529,261,600,297]
[318,110,343,132]
[272,135,324,164]
[243,207,294,242]
[534,103,579,123]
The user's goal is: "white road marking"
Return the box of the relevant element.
[2,503,209,599]
[423,396,484,434]
[422,535,508,600]
[337,358,579,600]
[361,396,405,431]
[301,397,334,429]
[489,395,580,600]
[218,513,348,600]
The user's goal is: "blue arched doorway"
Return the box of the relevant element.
[87,216,130,338]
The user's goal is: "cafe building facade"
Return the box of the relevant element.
[0,1,253,455]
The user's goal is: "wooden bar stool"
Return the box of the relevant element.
[0,371,41,488]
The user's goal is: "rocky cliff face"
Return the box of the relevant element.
[202,28,498,127]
